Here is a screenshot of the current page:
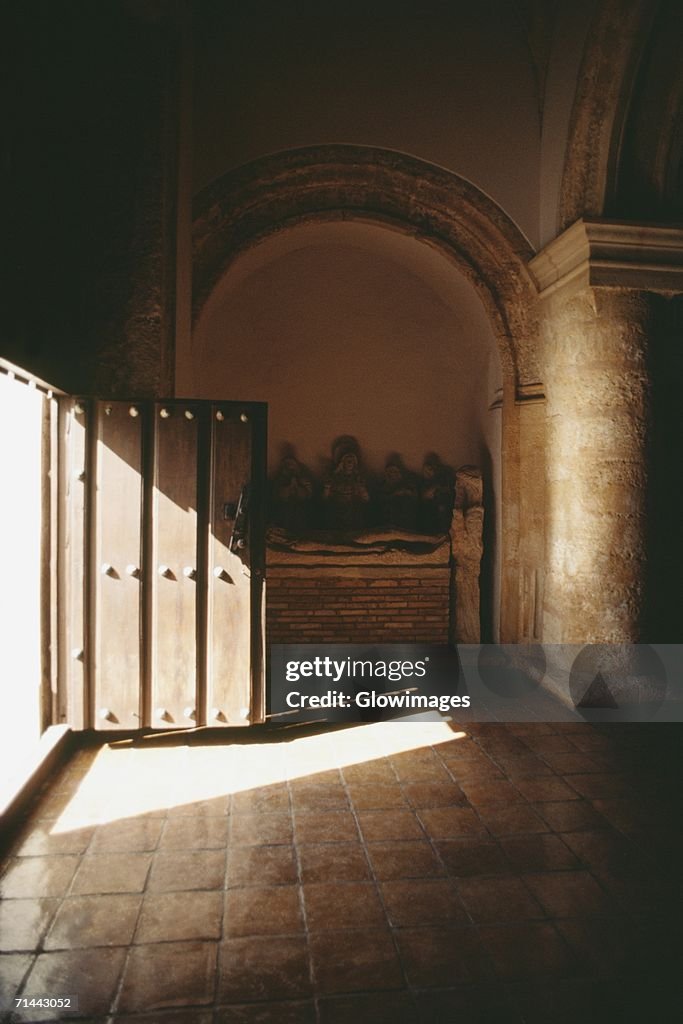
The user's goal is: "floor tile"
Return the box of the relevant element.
[319,990,419,1023]
[88,817,164,853]
[477,803,549,836]
[0,953,34,1006]
[493,754,555,778]
[0,898,58,951]
[225,884,303,937]
[532,801,609,833]
[554,917,642,979]
[147,849,226,892]
[459,780,524,806]
[117,940,217,1012]
[522,735,578,755]
[310,928,403,994]
[366,840,445,880]
[434,738,482,762]
[135,889,223,943]
[560,830,638,875]
[389,755,451,783]
[505,977,620,1024]
[116,1012,214,1023]
[401,782,465,808]
[215,1001,316,1023]
[12,822,94,858]
[218,935,312,1002]
[523,871,618,918]
[395,925,493,988]
[381,878,468,927]
[347,784,407,810]
[357,809,424,842]
[448,763,505,782]
[456,876,545,923]
[0,856,79,898]
[159,815,229,850]
[564,773,632,800]
[22,946,126,1016]
[513,777,580,802]
[417,806,487,840]
[294,811,359,844]
[478,921,576,980]
[535,751,601,774]
[416,984,519,1023]
[341,760,397,785]
[167,795,231,816]
[227,844,298,887]
[566,733,614,753]
[70,851,152,894]
[436,839,510,877]
[44,893,141,949]
[303,881,386,931]
[230,812,293,846]
[290,785,349,812]
[231,785,290,814]
[298,844,370,883]
[500,834,580,873]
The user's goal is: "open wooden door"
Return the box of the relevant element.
[57,397,267,731]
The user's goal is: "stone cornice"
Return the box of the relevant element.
[530,218,683,300]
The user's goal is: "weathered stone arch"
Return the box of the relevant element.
[192,145,540,391]
[558,0,660,230]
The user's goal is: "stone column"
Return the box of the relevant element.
[530,220,683,645]
[542,287,653,642]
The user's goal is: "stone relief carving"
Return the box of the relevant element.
[449,465,484,643]
[322,437,370,531]
[267,442,484,639]
[269,446,315,534]
[266,438,470,557]
[381,455,419,531]
[419,453,455,534]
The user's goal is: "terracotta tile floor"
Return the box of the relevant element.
[1,720,681,1022]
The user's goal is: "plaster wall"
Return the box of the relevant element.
[192,0,542,247]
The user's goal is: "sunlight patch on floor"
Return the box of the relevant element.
[50,721,467,832]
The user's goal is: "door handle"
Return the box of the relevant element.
[230,483,250,553]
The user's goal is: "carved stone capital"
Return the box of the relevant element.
[530,218,683,302]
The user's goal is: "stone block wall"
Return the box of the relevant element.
[266,568,450,644]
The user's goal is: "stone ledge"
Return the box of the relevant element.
[530,218,683,300]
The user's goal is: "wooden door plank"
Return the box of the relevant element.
[93,402,143,729]
[207,405,252,725]
[58,399,88,729]
[150,403,199,727]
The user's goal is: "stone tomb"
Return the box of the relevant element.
[266,447,484,645]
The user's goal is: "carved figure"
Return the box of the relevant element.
[270,451,314,533]
[419,453,454,534]
[322,439,369,531]
[380,456,418,531]
[449,465,484,643]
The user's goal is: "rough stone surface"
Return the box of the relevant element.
[541,286,654,642]
[450,466,484,644]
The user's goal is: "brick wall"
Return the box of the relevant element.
[267,568,451,644]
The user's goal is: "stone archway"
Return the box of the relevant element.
[191,145,543,640]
